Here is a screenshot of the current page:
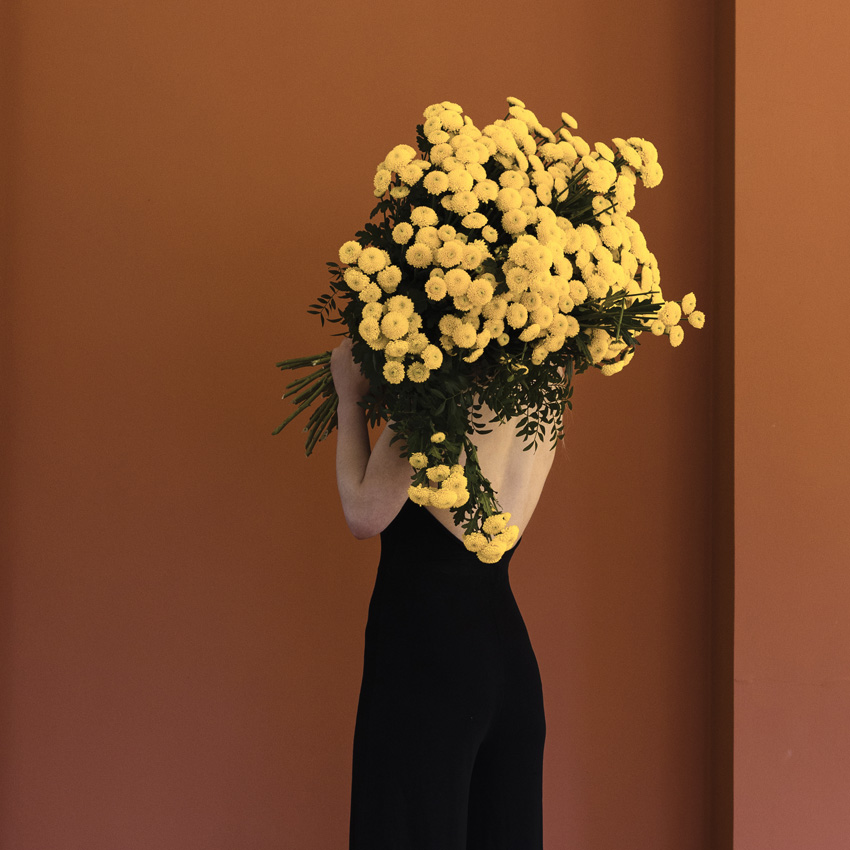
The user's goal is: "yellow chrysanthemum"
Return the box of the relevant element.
[357,247,389,274]
[430,431,446,443]
[405,243,433,269]
[437,240,465,268]
[467,278,494,308]
[385,340,409,358]
[681,292,697,315]
[669,325,684,347]
[477,540,508,564]
[425,277,447,300]
[377,265,402,293]
[438,314,461,336]
[392,222,414,245]
[452,322,477,348]
[481,225,498,243]
[445,268,471,297]
[463,532,487,553]
[429,487,456,510]
[358,317,381,342]
[519,323,541,342]
[423,170,449,195]
[343,267,368,292]
[380,311,409,340]
[384,143,416,171]
[447,169,474,192]
[373,169,392,194]
[384,294,413,317]
[362,302,383,320]
[502,209,528,235]
[659,301,682,327]
[339,240,362,265]
[649,318,666,336]
[560,111,578,129]
[407,331,428,354]
[449,190,479,216]
[410,206,439,228]
[482,512,511,537]
[462,212,488,229]
[408,484,432,506]
[399,163,424,186]
[358,282,382,303]
[505,302,528,328]
[408,452,428,470]
[688,310,705,329]
[407,361,430,383]
[426,464,451,483]
[383,360,405,384]
[422,344,444,370]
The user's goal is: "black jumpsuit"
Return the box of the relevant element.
[349,498,546,850]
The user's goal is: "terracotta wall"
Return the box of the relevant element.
[735,1,850,847]
[2,1,716,848]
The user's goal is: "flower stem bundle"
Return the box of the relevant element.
[274,97,705,561]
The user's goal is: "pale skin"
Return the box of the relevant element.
[330,338,564,543]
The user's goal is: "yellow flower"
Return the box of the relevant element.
[452,488,470,508]
[380,311,409,340]
[426,464,451,483]
[362,302,384,320]
[408,484,432,505]
[461,241,487,270]
[386,294,414,317]
[339,240,362,265]
[477,539,508,564]
[377,265,402,293]
[506,302,528,328]
[430,431,446,443]
[439,314,461,336]
[467,278,494,308]
[437,240,465,268]
[641,161,664,188]
[409,452,428,470]
[495,187,522,212]
[659,301,682,327]
[669,325,684,347]
[496,332,510,346]
[483,512,511,536]
[445,268,471,297]
[358,317,381,342]
[688,310,705,329]
[392,222,414,244]
[429,487,456,510]
[407,361,430,383]
[407,331,428,353]
[452,322,477,348]
[463,532,487,553]
[482,225,498,242]
[423,170,450,195]
[519,323,541,342]
[422,344,444,370]
[681,292,697,315]
[357,247,389,274]
[560,111,579,129]
[425,277,447,300]
[405,243,433,269]
[383,360,405,383]
[502,209,528,235]
[390,185,410,199]
[373,168,392,194]
[343,267,368,291]
[449,190,479,216]
[384,143,416,171]
[385,339,409,357]
[399,163,424,186]
[358,281,382,303]
[649,319,665,336]
[462,212,488,229]
[447,169,474,192]
[410,207,438,228]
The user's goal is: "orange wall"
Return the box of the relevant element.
[735,1,850,847]
[2,2,716,848]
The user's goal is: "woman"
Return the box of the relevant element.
[331,337,561,850]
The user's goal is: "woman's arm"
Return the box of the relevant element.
[330,339,412,539]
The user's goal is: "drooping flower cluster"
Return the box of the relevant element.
[276,98,705,563]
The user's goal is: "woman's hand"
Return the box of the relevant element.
[330,338,371,405]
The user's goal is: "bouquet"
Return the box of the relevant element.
[274,97,705,563]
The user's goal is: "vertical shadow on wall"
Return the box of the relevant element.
[0,0,15,839]
[711,0,735,847]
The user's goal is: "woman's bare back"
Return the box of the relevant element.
[424,401,562,543]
